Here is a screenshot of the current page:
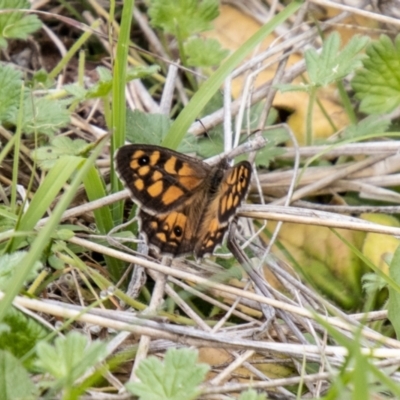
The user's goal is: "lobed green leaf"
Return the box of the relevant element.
[0,64,22,123]
[0,350,37,400]
[126,348,209,400]
[149,0,219,39]
[352,34,400,114]
[184,37,229,67]
[0,0,42,49]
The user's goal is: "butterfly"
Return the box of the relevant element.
[114,144,252,258]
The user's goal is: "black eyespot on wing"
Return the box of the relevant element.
[138,155,150,165]
[174,226,183,237]
[138,209,195,257]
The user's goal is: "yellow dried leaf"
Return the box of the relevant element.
[361,213,400,275]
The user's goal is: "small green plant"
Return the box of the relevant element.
[126,348,209,400]
[35,332,108,398]
[0,0,41,49]
[0,306,48,370]
[275,32,369,145]
[352,34,400,114]
[0,252,41,289]
[0,350,38,399]
[126,347,268,400]
[149,0,228,69]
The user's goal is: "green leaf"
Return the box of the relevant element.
[185,37,229,67]
[126,348,209,400]
[35,331,107,389]
[126,109,172,145]
[0,350,38,400]
[87,65,159,98]
[64,83,87,101]
[47,254,65,270]
[388,245,400,339]
[352,34,400,114]
[7,96,71,136]
[239,389,267,400]
[126,65,160,81]
[149,0,219,39]
[305,32,368,87]
[0,0,42,49]
[0,138,108,322]
[31,136,89,170]
[0,64,22,123]
[0,307,48,369]
[361,272,388,296]
[0,205,17,234]
[53,229,75,241]
[0,251,42,291]
[341,115,390,139]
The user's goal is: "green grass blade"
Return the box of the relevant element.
[110,0,135,203]
[0,136,109,323]
[8,156,83,252]
[83,165,123,278]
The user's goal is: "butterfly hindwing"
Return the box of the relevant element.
[138,202,200,257]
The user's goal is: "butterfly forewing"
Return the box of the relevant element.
[115,144,210,214]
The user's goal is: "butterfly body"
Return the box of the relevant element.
[115,144,252,258]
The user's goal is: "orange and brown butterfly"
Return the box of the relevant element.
[114,144,252,258]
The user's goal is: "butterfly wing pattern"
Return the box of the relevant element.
[115,144,252,258]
